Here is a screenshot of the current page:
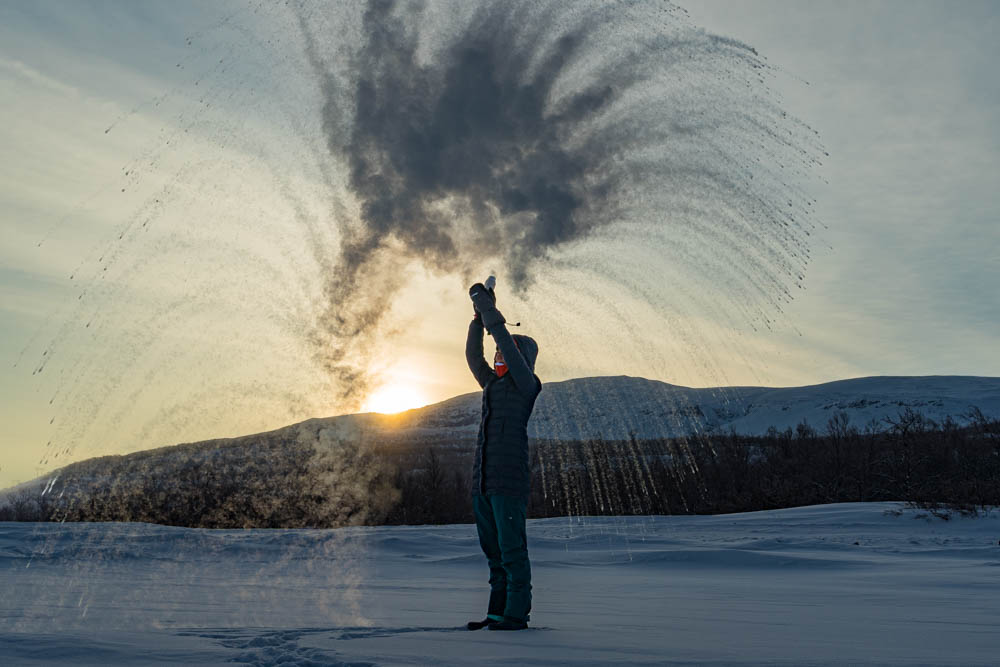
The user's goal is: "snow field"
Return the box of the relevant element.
[2,503,999,665]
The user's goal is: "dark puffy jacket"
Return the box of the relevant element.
[466,315,541,498]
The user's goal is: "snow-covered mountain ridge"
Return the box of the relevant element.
[3,375,997,498]
[340,374,1000,441]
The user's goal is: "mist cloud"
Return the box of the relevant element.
[295,0,821,402]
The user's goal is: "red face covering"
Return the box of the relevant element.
[494,340,518,378]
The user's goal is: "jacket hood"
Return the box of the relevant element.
[510,334,538,372]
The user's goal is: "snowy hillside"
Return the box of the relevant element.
[3,375,998,505]
[2,503,998,664]
[345,374,1000,440]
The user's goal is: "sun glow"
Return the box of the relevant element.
[362,383,429,414]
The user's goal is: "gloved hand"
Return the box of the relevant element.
[470,282,494,315]
[470,283,504,330]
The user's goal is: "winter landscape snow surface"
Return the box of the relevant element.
[2,503,999,665]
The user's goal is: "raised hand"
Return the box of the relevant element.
[470,282,504,330]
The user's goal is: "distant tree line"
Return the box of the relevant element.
[2,408,997,527]
[525,407,1000,520]
[0,426,399,529]
[384,448,473,525]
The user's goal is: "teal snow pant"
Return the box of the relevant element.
[473,494,531,622]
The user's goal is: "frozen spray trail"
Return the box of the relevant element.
[17,0,823,484]
[2,505,999,665]
[10,0,824,629]
[294,0,824,399]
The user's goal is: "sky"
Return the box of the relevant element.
[1,0,998,489]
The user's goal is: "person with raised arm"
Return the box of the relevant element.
[465,276,542,632]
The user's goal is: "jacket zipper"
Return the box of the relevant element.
[479,378,492,493]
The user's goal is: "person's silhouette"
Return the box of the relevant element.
[465,278,541,631]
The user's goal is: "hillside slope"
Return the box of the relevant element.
[345,374,1000,440]
[4,375,998,507]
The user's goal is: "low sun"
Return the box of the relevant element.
[362,383,429,414]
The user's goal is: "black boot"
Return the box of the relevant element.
[466,618,497,631]
[488,617,528,631]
